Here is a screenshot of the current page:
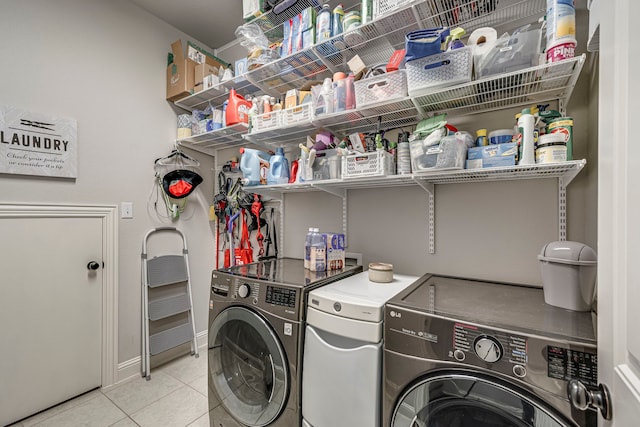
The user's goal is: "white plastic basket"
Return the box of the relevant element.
[373,0,414,19]
[283,103,313,126]
[355,70,408,109]
[406,46,473,96]
[251,110,282,133]
[342,150,396,179]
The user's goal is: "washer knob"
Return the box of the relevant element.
[237,284,251,298]
[513,364,527,378]
[453,349,466,361]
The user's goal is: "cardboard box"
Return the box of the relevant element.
[285,89,299,109]
[323,232,345,270]
[195,62,219,92]
[243,0,267,21]
[166,40,197,102]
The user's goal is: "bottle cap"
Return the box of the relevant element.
[522,108,531,114]
[476,128,487,137]
[333,72,346,80]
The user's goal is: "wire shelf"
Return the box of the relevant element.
[177,122,249,151]
[250,160,586,195]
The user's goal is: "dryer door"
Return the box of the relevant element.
[209,306,288,427]
[391,372,572,427]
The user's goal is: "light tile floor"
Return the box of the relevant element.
[9,352,208,427]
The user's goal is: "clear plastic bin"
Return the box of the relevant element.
[308,149,342,181]
[410,132,474,172]
[355,70,407,109]
[474,29,542,78]
[406,47,473,95]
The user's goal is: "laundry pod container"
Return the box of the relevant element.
[538,241,597,311]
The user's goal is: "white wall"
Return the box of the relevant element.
[0,0,219,366]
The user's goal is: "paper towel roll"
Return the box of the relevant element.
[468,27,497,57]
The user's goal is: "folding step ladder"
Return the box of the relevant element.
[141,227,199,380]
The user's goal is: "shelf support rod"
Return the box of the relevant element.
[559,177,567,241]
[312,184,348,246]
[413,179,436,254]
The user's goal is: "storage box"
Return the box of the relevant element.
[466,156,516,169]
[323,232,345,271]
[474,29,542,78]
[166,40,197,101]
[467,142,518,160]
[406,47,473,95]
[283,103,313,126]
[355,70,407,109]
[194,63,219,92]
[410,132,474,172]
[243,0,267,20]
[308,149,342,181]
[342,150,395,178]
[538,241,597,311]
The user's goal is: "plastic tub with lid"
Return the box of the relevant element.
[538,241,597,311]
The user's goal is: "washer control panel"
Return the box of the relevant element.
[453,322,528,368]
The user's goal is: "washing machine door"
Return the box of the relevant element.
[209,306,288,427]
[391,372,572,427]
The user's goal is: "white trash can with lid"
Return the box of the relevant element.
[538,241,597,311]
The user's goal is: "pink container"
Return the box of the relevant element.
[546,38,576,63]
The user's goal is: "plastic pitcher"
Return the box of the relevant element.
[267,147,290,185]
[240,147,270,186]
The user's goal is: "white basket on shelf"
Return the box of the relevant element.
[406,46,473,96]
[283,103,313,126]
[342,150,396,179]
[355,70,408,109]
[250,110,282,133]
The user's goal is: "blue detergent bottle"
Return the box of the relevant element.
[267,147,290,185]
[240,147,271,186]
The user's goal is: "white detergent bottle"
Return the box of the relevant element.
[309,228,326,272]
[518,108,536,165]
[304,227,314,269]
[267,147,290,185]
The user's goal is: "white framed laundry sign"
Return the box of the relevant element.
[0,106,78,178]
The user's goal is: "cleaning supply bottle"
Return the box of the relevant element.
[446,27,466,50]
[475,129,488,146]
[309,228,326,272]
[221,100,228,128]
[317,4,332,43]
[304,227,314,269]
[239,147,271,186]
[518,108,536,165]
[267,147,290,185]
[226,88,252,126]
[315,77,334,115]
[345,73,355,110]
[332,4,344,37]
[332,72,347,112]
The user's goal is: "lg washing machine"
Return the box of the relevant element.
[383,274,598,427]
[208,258,362,427]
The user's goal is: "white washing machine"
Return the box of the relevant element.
[301,271,419,427]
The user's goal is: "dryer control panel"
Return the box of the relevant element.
[384,307,598,399]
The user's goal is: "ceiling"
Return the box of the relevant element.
[129,0,246,49]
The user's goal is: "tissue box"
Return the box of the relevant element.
[466,156,516,169]
[323,232,345,270]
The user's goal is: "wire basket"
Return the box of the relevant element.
[406,46,473,96]
[355,70,408,109]
[342,150,396,179]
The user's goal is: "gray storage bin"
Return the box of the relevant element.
[538,241,597,311]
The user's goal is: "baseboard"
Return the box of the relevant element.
[108,330,208,389]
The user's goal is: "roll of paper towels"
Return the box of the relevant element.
[468,27,498,57]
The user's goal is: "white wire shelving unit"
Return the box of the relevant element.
[169,0,587,253]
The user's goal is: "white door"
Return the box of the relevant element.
[597,0,640,424]
[0,215,103,426]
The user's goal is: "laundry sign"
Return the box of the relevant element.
[0,106,78,178]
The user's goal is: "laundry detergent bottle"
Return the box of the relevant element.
[226,88,252,126]
[267,147,290,185]
[240,147,270,186]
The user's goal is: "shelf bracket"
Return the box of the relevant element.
[413,179,436,254]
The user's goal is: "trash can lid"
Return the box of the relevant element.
[537,241,597,266]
